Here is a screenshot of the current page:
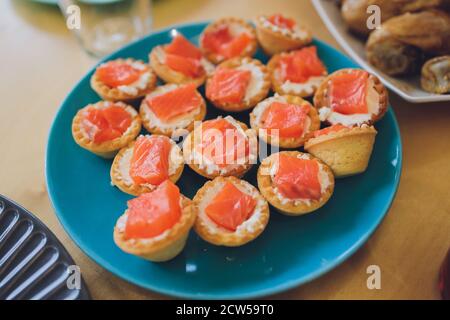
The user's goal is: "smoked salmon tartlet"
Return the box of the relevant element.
[193,176,269,247]
[257,151,335,216]
[250,95,320,148]
[268,46,328,97]
[72,101,142,158]
[255,13,312,56]
[199,17,258,64]
[313,69,389,126]
[114,180,196,262]
[139,83,207,137]
[149,34,214,88]
[91,58,157,102]
[183,116,257,179]
[205,57,270,112]
[305,124,378,178]
[111,135,184,196]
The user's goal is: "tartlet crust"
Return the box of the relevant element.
[206,57,271,112]
[90,58,157,102]
[255,15,312,56]
[200,17,258,64]
[304,125,377,178]
[313,69,389,125]
[114,196,196,262]
[110,137,184,196]
[257,151,335,216]
[139,85,207,137]
[72,101,142,159]
[249,95,321,149]
[193,176,270,247]
[267,52,327,97]
[182,119,256,179]
[149,48,208,87]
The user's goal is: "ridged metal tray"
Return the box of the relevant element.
[0,195,90,300]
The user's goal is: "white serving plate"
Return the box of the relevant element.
[312,0,450,103]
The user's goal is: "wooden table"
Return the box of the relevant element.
[1,0,449,300]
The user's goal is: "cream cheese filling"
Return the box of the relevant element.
[252,96,312,138]
[188,116,256,175]
[258,16,309,40]
[197,180,266,236]
[80,102,137,141]
[236,60,265,103]
[142,84,201,132]
[319,78,381,126]
[269,153,331,205]
[115,138,183,188]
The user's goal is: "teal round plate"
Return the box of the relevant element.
[46,22,402,299]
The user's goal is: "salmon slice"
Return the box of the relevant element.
[146,84,202,122]
[165,53,203,78]
[273,154,321,200]
[205,181,256,231]
[202,26,252,58]
[165,34,202,60]
[83,105,132,143]
[261,102,310,138]
[267,14,296,30]
[198,118,248,167]
[125,180,182,239]
[312,124,348,138]
[130,135,171,186]
[206,67,251,104]
[329,70,369,115]
[97,61,142,87]
[280,46,326,83]
[221,33,253,59]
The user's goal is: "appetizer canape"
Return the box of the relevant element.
[91,59,157,102]
[72,101,141,158]
[183,116,257,179]
[421,55,450,94]
[200,17,258,64]
[149,34,215,87]
[255,13,312,55]
[114,180,196,262]
[206,57,270,112]
[250,95,320,148]
[257,151,334,216]
[111,135,184,196]
[304,124,377,178]
[193,176,269,247]
[313,69,388,126]
[268,46,328,97]
[139,83,207,137]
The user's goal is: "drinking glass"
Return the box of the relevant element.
[59,0,153,57]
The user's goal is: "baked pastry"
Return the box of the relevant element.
[199,17,258,64]
[366,10,450,76]
[193,176,269,247]
[72,101,141,158]
[114,180,196,262]
[183,116,257,179]
[205,57,270,112]
[421,55,450,94]
[149,34,215,87]
[250,95,320,148]
[257,151,334,216]
[91,58,157,102]
[255,13,312,55]
[313,69,388,126]
[268,46,328,97]
[139,83,207,137]
[305,124,377,178]
[111,134,184,196]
